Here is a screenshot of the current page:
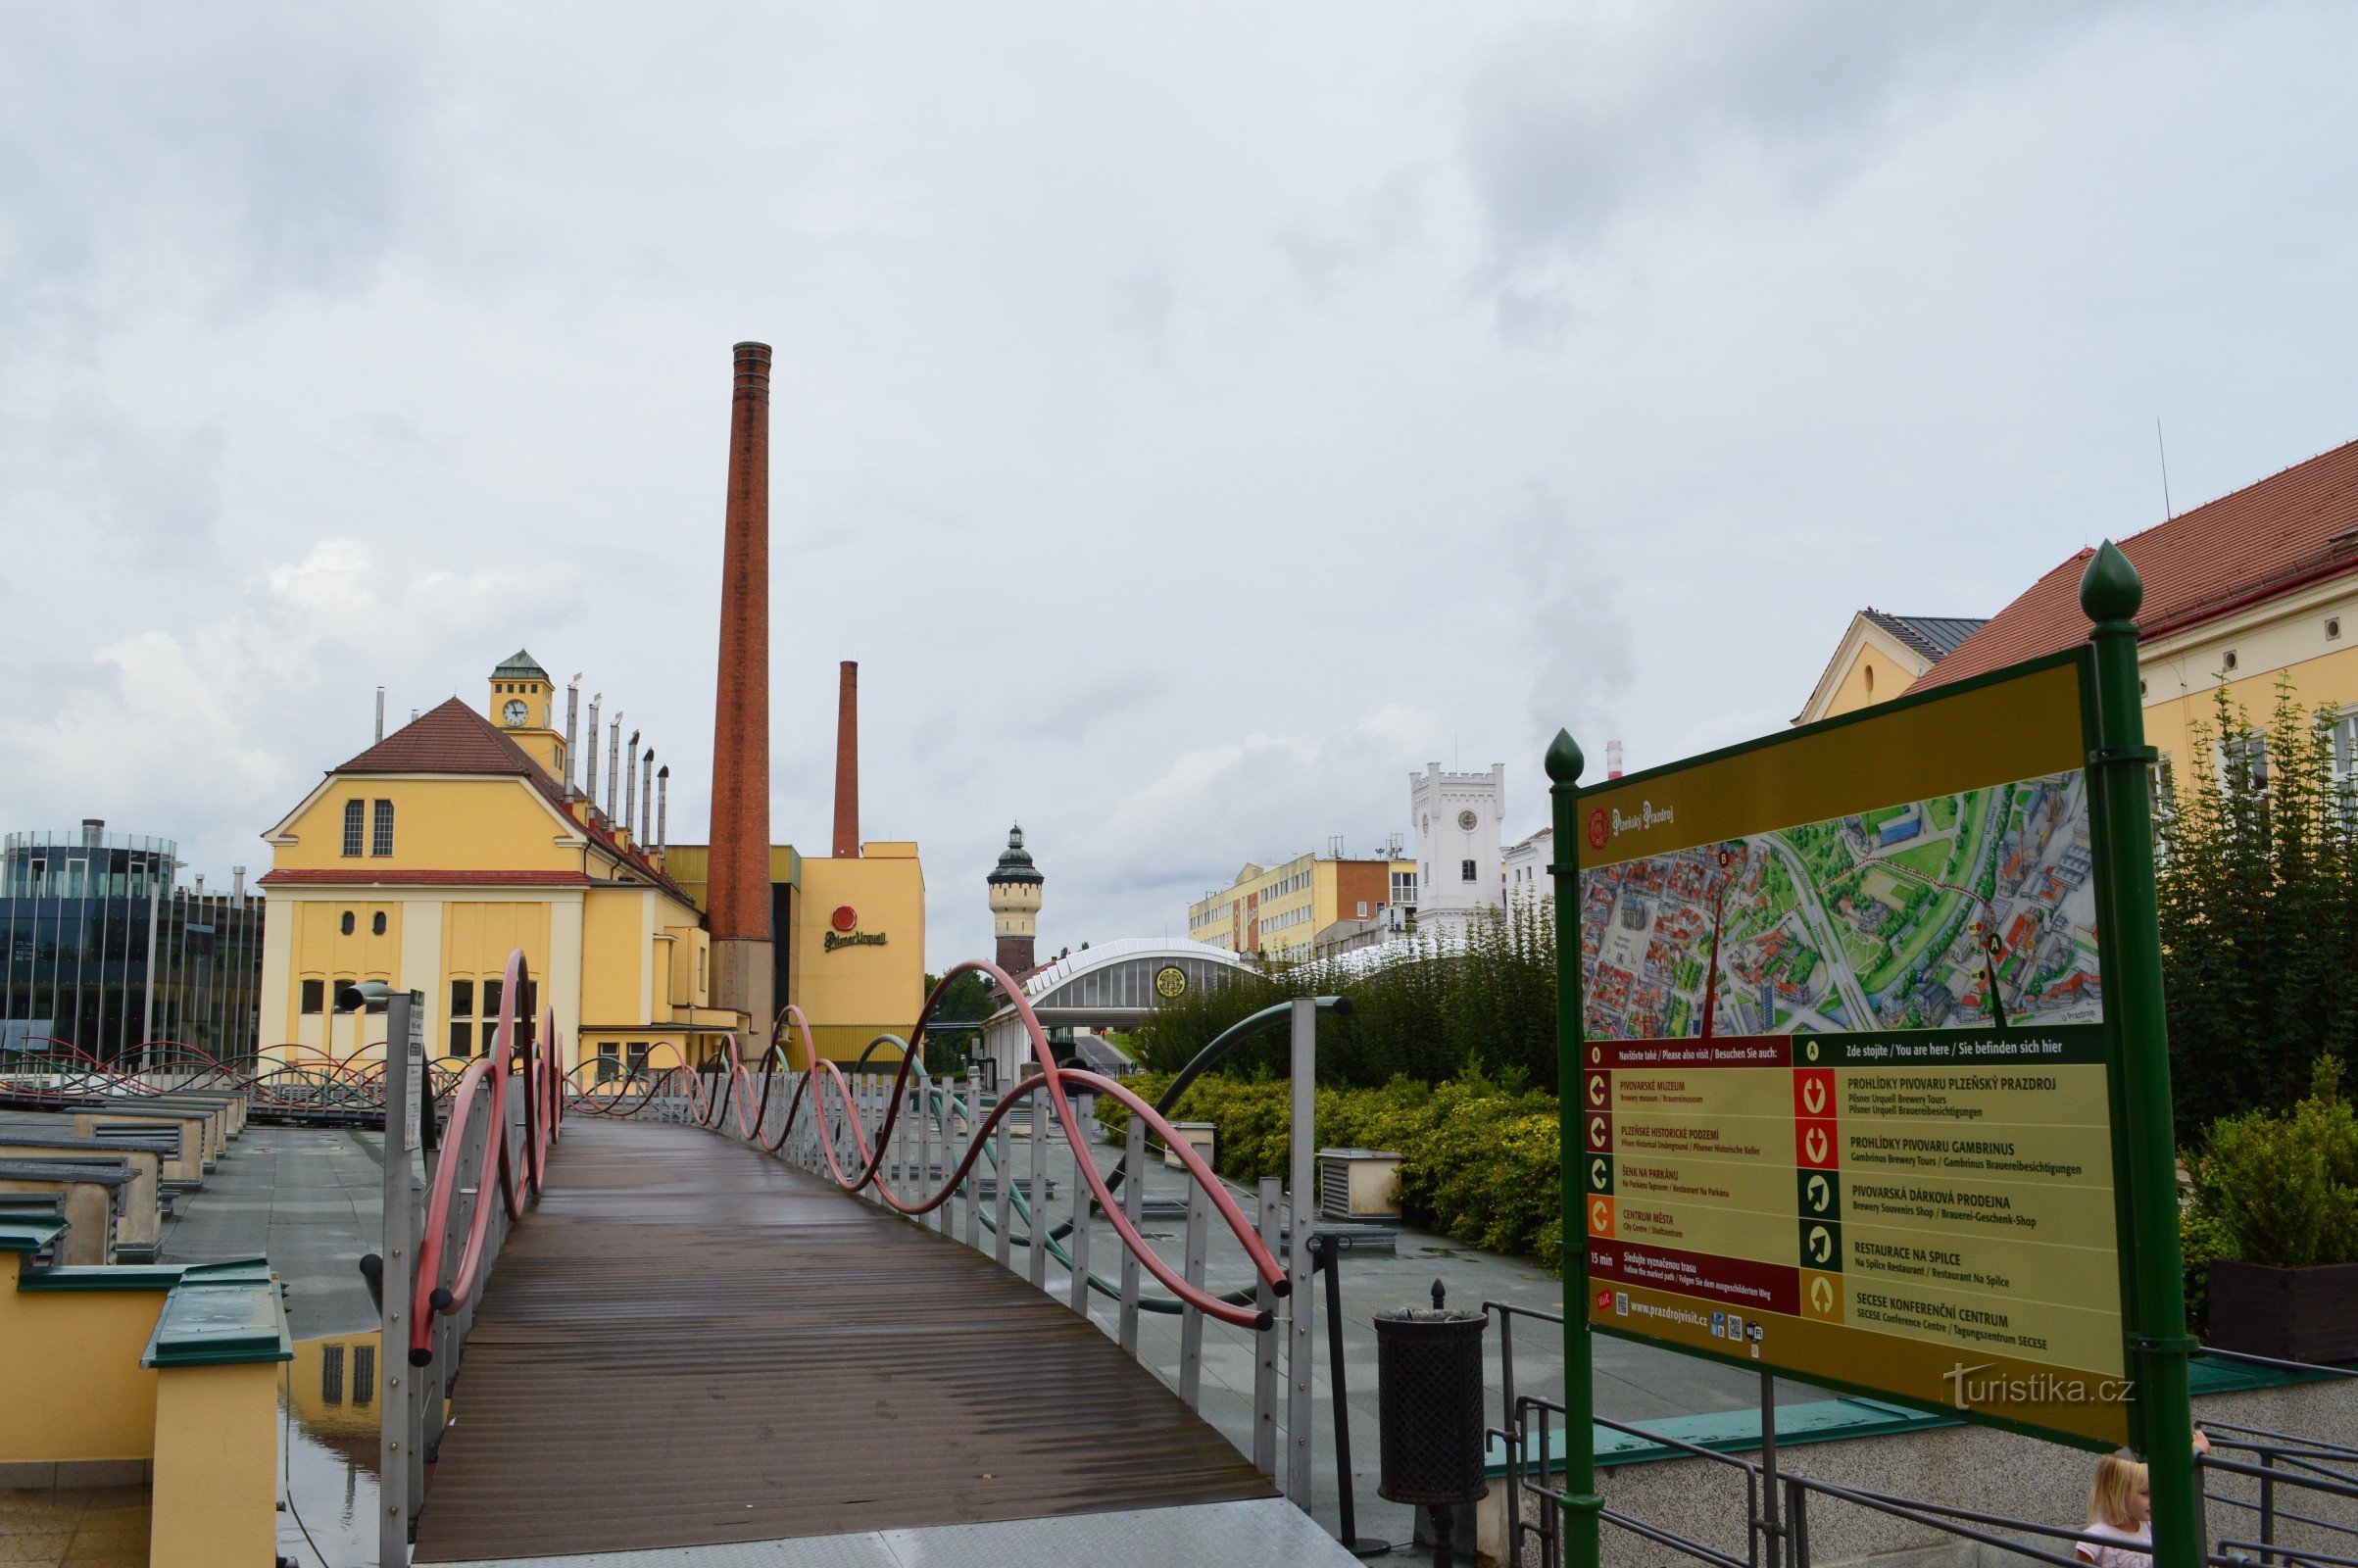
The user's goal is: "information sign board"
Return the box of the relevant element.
[1574,653,2137,1447]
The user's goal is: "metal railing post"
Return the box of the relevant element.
[917,1075,936,1230]
[1759,1371,1783,1568]
[962,1070,981,1251]
[376,990,421,1567]
[1287,996,1315,1511]
[1179,1178,1207,1408]
[1027,1093,1048,1287]
[1067,1137,1094,1316]
[1254,1176,1282,1484]
[1118,1113,1145,1356]
[993,1100,1014,1267]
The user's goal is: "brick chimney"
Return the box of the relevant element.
[832,660,860,858]
[707,341,775,1057]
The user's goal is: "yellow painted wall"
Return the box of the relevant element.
[579,889,651,1027]
[0,1256,165,1462]
[792,847,925,1062]
[1818,644,1884,720]
[2139,606,2358,786]
[438,900,553,1055]
[664,925,711,1009]
[150,1362,276,1568]
[274,777,579,873]
[282,899,404,1059]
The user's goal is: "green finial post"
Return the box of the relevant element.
[2079,541,2200,1568]
[1547,726,1601,1568]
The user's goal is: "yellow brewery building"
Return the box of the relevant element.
[256,651,924,1073]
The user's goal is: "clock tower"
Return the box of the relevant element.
[488,650,566,781]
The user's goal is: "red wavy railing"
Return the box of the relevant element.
[690,958,1288,1330]
[408,949,563,1363]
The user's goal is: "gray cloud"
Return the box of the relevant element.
[3,2,2354,973]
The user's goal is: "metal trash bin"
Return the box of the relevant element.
[1375,1282,1489,1565]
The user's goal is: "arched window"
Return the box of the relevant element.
[342,799,365,857]
[370,800,395,857]
[339,910,355,936]
[370,910,387,936]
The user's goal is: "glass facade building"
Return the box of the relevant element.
[0,820,266,1066]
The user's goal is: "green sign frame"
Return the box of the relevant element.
[1547,543,2199,1568]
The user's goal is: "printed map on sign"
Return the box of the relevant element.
[1579,770,2099,1041]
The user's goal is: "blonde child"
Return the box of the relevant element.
[2075,1450,2151,1567]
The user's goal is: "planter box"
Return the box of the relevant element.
[2207,1258,2358,1363]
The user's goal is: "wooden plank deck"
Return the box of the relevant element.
[411,1118,1272,1560]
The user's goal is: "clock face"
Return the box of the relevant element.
[503,700,528,726]
[1457,809,1479,832]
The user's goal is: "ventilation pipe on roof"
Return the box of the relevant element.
[640,748,655,847]
[656,765,669,858]
[607,713,623,823]
[232,866,246,898]
[375,686,386,744]
[583,694,603,811]
[623,728,641,842]
[194,873,205,896]
[1607,740,1624,780]
[81,818,103,849]
[565,675,582,796]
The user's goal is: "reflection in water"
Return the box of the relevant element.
[279,1330,380,1565]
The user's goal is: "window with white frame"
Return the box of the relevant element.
[2222,732,2269,789]
[342,799,366,857]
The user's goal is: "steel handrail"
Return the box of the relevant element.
[408,950,563,1362]
[689,959,1289,1329]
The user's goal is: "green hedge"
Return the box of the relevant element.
[2184,1055,2358,1277]
[1097,1068,1565,1268]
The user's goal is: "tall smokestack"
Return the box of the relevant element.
[708,341,774,1057]
[832,660,860,858]
[584,693,603,807]
[565,676,582,795]
[656,765,669,858]
[640,749,655,847]
[607,712,623,822]
[374,686,386,743]
[622,727,641,841]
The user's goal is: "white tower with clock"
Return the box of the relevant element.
[1408,761,1505,942]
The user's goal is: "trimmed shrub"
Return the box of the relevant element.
[1096,1068,1565,1268]
[2184,1055,2358,1272]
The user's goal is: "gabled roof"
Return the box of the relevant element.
[335,698,548,776]
[1912,439,2358,695]
[313,698,685,900]
[493,649,551,682]
[1860,612,1986,663]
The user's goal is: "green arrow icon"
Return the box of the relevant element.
[1807,1224,1833,1263]
[1806,1173,1830,1212]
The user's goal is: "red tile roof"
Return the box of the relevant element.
[322,698,686,901]
[258,869,595,888]
[1910,439,2358,694]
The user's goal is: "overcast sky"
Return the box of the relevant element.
[7,4,2358,965]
